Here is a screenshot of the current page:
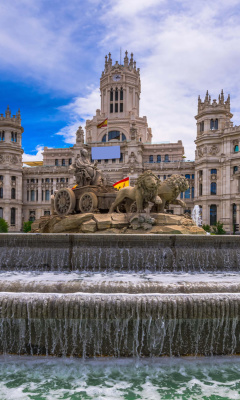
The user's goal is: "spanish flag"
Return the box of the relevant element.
[97,119,108,128]
[113,177,130,190]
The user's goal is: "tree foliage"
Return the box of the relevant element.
[23,221,33,233]
[0,218,8,233]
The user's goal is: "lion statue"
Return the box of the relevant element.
[109,170,162,213]
[156,174,189,212]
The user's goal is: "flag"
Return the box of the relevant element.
[113,177,130,190]
[97,119,108,128]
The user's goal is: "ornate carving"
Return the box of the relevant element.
[10,155,18,164]
[109,170,161,213]
[197,147,203,157]
[0,155,5,164]
[209,145,219,155]
[157,175,189,212]
[76,126,84,144]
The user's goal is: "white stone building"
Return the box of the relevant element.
[0,52,239,232]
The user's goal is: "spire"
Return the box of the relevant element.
[108,52,112,67]
[129,52,134,67]
[105,55,108,71]
[124,50,128,67]
[221,89,224,103]
[5,105,11,118]
[204,90,209,102]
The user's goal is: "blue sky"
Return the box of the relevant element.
[1,0,240,161]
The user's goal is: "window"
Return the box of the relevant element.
[29,211,35,222]
[0,207,2,219]
[233,204,237,225]
[108,131,120,141]
[192,174,195,179]
[69,158,72,165]
[234,145,239,152]
[149,155,153,163]
[122,133,126,141]
[36,190,38,202]
[192,186,194,199]
[66,178,68,182]
[55,159,59,166]
[200,121,204,132]
[210,205,217,225]
[45,178,50,183]
[199,170,203,177]
[185,174,190,179]
[120,103,123,112]
[60,178,65,182]
[119,153,123,162]
[164,154,169,162]
[112,159,116,163]
[115,103,118,112]
[120,87,123,100]
[210,119,218,130]
[199,183,202,196]
[157,155,161,163]
[104,159,108,163]
[31,179,35,183]
[115,88,118,101]
[11,176,16,181]
[11,188,16,199]
[164,175,166,180]
[211,182,217,195]
[45,190,50,201]
[42,179,44,183]
[44,211,50,216]
[31,190,35,201]
[0,188,3,199]
[211,169,217,174]
[185,188,190,199]
[234,166,238,174]
[110,104,113,113]
[110,88,113,102]
[27,191,29,201]
[10,208,16,225]
[62,159,65,166]
[0,131,4,141]
[42,190,44,201]
[51,178,53,183]
[11,132,17,142]
[0,175,3,181]
[102,134,107,142]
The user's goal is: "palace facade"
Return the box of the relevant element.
[0,52,240,232]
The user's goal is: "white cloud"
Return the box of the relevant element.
[22,145,44,162]
[55,87,100,143]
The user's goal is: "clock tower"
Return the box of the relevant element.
[85,51,151,145]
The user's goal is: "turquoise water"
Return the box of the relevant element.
[0,356,240,399]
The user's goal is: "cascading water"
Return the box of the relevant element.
[0,233,240,357]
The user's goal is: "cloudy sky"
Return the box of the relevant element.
[1,0,240,161]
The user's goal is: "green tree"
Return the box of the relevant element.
[23,221,33,233]
[212,221,226,235]
[0,218,8,233]
[202,224,211,233]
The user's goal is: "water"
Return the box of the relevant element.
[0,355,240,399]
[192,205,202,227]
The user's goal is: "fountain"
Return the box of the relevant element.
[0,170,240,359]
[191,205,202,227]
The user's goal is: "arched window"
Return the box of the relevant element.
[120,87,123,100]
[0,187,3,199]
[10,208,16,225]
[108,131,120,141]
[210,205,217,225]
[233,166,238,174]
[102,134,106,142]
[45,190,50,201]
[234,145,239,152]
[233,203,237,225]
[0,207,2,219]
[11,188,15,199]
[0,131,4,141]
[199,183,202,196]
[115,88,118,101]
[215,119,218,129]
[210,119,214,130]
[200,121,204,132]
[149,155,153,163]
[211,182,217,195]
[122,133,126,141]
[110,88,113,102]
[185,174,190,179]
[164,154,169,162]
[210,119,218,130]
[157,155,161,163]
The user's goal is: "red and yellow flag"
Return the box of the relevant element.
[97,119,108,128]
[113,177,130,190]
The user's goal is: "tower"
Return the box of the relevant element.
[0,106,24,231]
[85,51,151,145]
[194,91,240,231]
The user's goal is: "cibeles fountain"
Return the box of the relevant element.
[1,151,240,358]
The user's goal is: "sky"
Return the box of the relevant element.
[1,0,240,161]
